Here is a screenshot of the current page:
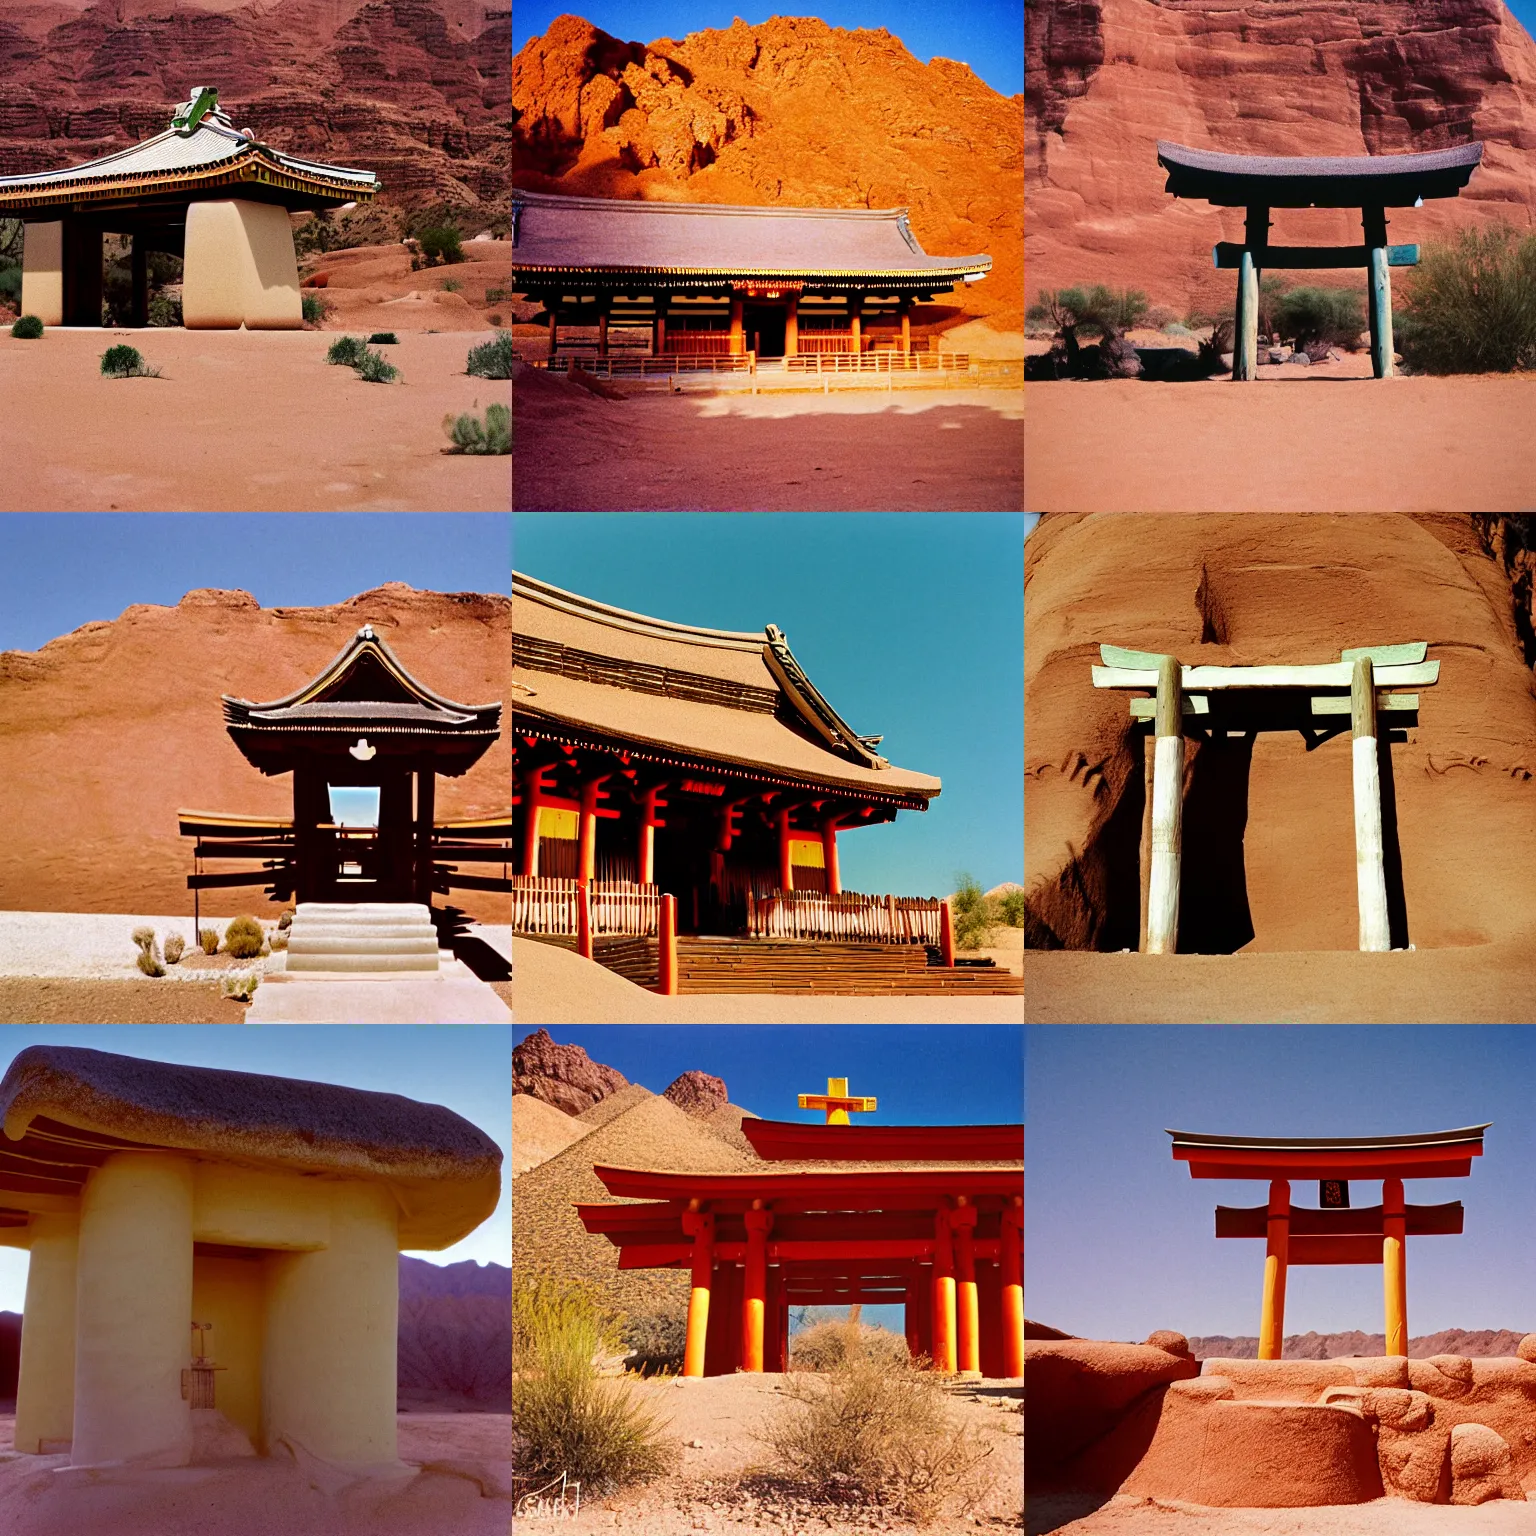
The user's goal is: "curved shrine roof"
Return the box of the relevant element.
[1157,140,1484,208]
[510,188,991,286]
[1170,1125,1489,1181]
[0,1046,502,1248]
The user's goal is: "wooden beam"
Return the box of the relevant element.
[1352,655,1391,951]
[1103,642,1427,668]
[1215,242,1419,270]
[1216,1201,1463,1239]
[1094,660,1439,689]
[1146,654,1183,955]
[1366,206,1395,379]
[1310,693,1418,716]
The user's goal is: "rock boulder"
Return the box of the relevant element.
[513,1029,629,1116]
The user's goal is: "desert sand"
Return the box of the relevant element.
[513,367,1024,511]
[0,328,510,511]
[1023,378,1536,512]
[512,937,1025,1024]
[1032,1495,1536,1532]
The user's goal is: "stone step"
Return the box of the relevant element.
[293,902,433,925]
[287,925,438,942]
[286,902,441,973]
[287,935,440,955]
[285,952,442,974]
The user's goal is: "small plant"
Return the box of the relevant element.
[466,331,513,379]
[302,291,335,326]
[1027,284,1148,339]
[951,872,994,951]
[100,344,159,379]
[326,334,368,367]
[997,889,1025,927]
[418,225,463,265]
[199,927,220,955]
[270,929,289,950]
[367,331,398,345]
[444,402,509,455]
[622,1308,687,1376]
[223,915,264,959]
[484,285,508,304]
[357,347,398,383]
[1273,285,1365,351]
[136,948,166,978]
[11,314,43,339]
[487,312,503,327]
[163,933,185,965]
[277,908,294,930]
[148,292,182,327]
[222,972,259,1002]
[132,925,156,953]
[1396,223,1536,374]
[791,1319,911,1373]
[442,277,462,294]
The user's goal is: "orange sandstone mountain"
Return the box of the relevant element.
[0,583,509,923]
[513,13,1024,333]
[1025,0,1536,314]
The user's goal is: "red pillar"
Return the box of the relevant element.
[777,806,793,895]
[659,894,677,995]
[940,900,955,967]
[932,1208,957,1373]
[577,879,592,960]
[639,784,666,886]
[577,776,607,884]
[682,1207,714,1378]
[729,294,744,355]
[1001,1196,1024,1377]
[785,294,799,358]
[820,818,841,896]
[849,293,863,353]
[904,1265,923,1361]
[953,1200,980,1376]
[518,770,544,877]
[900,296,912,355]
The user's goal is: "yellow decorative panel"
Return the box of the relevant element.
[538,807,578,840]
[790,837,824,868]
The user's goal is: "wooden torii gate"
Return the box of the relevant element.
[1093,642,1440,953]
[1156,141,1484,380]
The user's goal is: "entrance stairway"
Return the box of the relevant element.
[285,902,443,973]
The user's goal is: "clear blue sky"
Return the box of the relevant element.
[0,515,509,654]
[514,513,1024,898]
[0,1025,510,1312]
[1024,514,1038,540]
[515,3,1025,98]
[1027,1026,1536,1344]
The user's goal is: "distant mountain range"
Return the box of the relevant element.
[1190,1329,1530,1360]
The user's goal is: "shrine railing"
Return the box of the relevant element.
[538,354,757,377]
[786,351,972,373]
[512,875,661,937]
[746,890,943,944]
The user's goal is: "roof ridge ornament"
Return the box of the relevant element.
[171,85,229,137]
[763,624,890,771]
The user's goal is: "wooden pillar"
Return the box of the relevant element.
[653,292,670,357]
[777,806,793,894]
[1232,205,1267,381]
[62,219,102,328]
[1383,1176,1408,1356]
[1259,1178,1289,1361]
[931,1208,957,1373]
[784,294,798,357]
[1001,1196,1024,1377]
[577,879,592,960]
[597,300,610,359]
[940,900,956,967]
[904,1266,923,1361]
[820,818,841,896]
[414,768,435,905]
[130,235,149,328]
[728,294,744,355]
[659,893,678,995]
[578,776,606,884]
[518,771,542,878]
[639,785,665,887]
[899,296,912,356]
[742,1204,771,1372]
[953,1199,980,1377]
[1351,656,1391,951]
[683,1207,713,1377]
[546,302,559,361]
[849,293,863,353]
[1364,206,1394,379]
[1146,654,1184,954]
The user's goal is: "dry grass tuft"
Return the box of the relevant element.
[790,1319,911,1373]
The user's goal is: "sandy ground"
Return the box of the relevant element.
[981,928,1024,977]
[0,328,510,511]
[1031,1493,1536,1535]
[0,978,249,1022]
[1024,944,1536,1023]
[1023,376,1536,511]
[529,1372,1022,1534]
[513,369,1023,511]
[513,937,1026,1024]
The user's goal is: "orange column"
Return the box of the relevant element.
[682,1207,714,1377]
[578,777,607,884]
[931,1207,957,1373]
[577,880,592,960]
[1384,1176,1408,1357]
[639,784,666,886]
[659,894,677,995]
[1259,1178,1290,1361]
[653,292,670,357]
[785,294,799,357]
[729,295,744,355]
[518,772,543,878]
[953,1199,980,1375]
[899,296,912,355]
[777,807,793,895]
[849,293,862,353]
[742,1204,772,1372]
[940,900,955,967]
[820,818,841,896]
[1001,1196,1023,1377]
[547,302,559,361]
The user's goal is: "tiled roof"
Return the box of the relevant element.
[510,188,991,281]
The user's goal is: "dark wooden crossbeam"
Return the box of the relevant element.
[1214,242,1419,270]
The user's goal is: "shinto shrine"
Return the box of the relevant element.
[180,624,509,947]
[1169,1124,1487,1359]
[510,187,991,362]
[0,86,378,329]
[1156,141,1483,379]
[1092,641,1440,953]
[576,1076,1023,1378]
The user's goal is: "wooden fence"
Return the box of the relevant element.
[511,876,660,937]
[746,890,943,944]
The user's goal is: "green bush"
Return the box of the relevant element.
[222,972,259,1002]
[1396,224,1536,374]
[998,890,1025,927]
[1027,284,1148,338]
[163,934,185,965]
[367,331,398,345]
[0,264,19,305]
[326,334,367,367]
[302,291,335,326]
[11,314,42,339]
[1273,286,1364,350]
[485,286,508,304]
[223,915,264,959]
[136,947,166,978]
[357,347,398,382]
[466,331,513,378]
[101,344,158,379]
[951,872,994,951]
[444,402,509,454]
[199,927,220,955]
[148,292,182,327]
[418,225,463,265]
[442,277,462,294]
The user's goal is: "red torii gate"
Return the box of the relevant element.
[1169,1125,1488,1359]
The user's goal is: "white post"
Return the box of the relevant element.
[1352,656,1391,952]
[1146,655,1184,955]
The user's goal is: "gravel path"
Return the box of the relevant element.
[0,979,249,1023]
[0,912,279,982]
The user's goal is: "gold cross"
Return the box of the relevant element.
[797,1076,877,1126]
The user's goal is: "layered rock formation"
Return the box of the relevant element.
[512,1027,628,1115]
[662,1069,728,1117]
[1191,1328,1533,1361]
[397,1256,510,1410]
[0,0,510,220]
[0,583,510,923]
[1025,0,1536,313]
[513,13,1024,332]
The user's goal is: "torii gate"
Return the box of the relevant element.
[1168,1125,1487,1358]
[1093,642,1440,953]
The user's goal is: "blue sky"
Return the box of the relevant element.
[514,513,1024,898]
[1024,514,1038,540]
[0,1025,510,1312]
[514,2,1025,98]
[1027,1027,1536,1343]
[0,514,509,654]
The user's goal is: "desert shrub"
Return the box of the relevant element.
[326,334,367,367]
[277,908,294,930]
[101,344,158,379]
[1027,284,1148,338]
[163,933,185,965]
[357,347,398,382]
[367,331,398,345]
[223,915,264,959]
[997,890,1025,927]
[442,277,462,293]
[514,1272,675,1494]
[148,292,182,327]
[1395,224,1536,374]
[487,312,503,327]
[1162,320,1195,338]
[11,314,42,339]
[222,972,259,1001]
[132,925,156,954]
[621,1307,686,1375]
[444,402,509,454]
[485,285,508,304]
[791,1320,911,1373]
[466,331,513,378]
[1144,303,1178,330]
[1273,286,1365,350]
[199,927,220,955]
[302,291,335,326]
[0,264,19,305]
[757,1350,996,1525]
[418,225,463,265]
[269,930,289,950]
[951,872,993,951]
[136,947,165,978]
